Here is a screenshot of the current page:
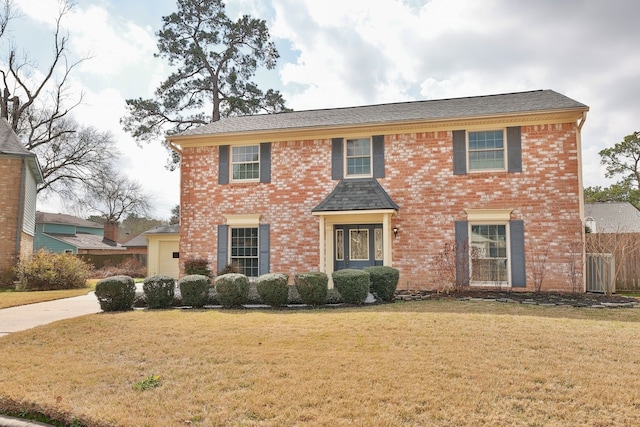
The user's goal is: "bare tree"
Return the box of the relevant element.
[32,119,118,197]
[566,242,583,294]
[530,243,550,293]
[79,166,151,226]
[0,0,112,198]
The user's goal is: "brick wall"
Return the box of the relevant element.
[0,157,22,272]
[180,122,583,292]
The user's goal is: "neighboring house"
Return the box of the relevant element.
[123,233,148,255]
[167,89,589,292]
[584,202,640,233]
[34,211,125,254]
[143,224,180,279]
[0,118,43,273]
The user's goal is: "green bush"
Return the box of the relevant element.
[15,250,92,291]
[364,266,400,302]
[95,275,136,312]
[178,274,210,307]
[332,269,370,305]
[184,257,213,277]
[215,273,250,308]
[294,272,328,306]
[143,275,175,309]
[256,273,289,307]
[0,266,15,290]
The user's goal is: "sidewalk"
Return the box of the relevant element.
[0,292,101,337]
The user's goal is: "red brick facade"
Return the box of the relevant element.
[178,121,584,292]
[0,157,23,273]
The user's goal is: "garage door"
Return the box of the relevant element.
[158,240,179,279]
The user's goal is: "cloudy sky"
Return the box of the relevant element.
[7,0,640,220]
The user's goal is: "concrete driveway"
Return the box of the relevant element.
[0,292,101,337]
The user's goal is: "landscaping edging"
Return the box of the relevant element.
[395,290,640,308]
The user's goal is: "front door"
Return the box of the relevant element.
[334,224,383,271]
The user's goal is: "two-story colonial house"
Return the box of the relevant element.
[167,90,589,292]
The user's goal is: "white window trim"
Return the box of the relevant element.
[344,137,373,178]
[468,221,511,287]
[230,144,260,183]
[229,225,260,277]
[467,128,507,173]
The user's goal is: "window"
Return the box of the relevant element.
[231,145,260,181]
[470,224,508,283]
[230,227,259,277]
[346,138,371,177]
[468,130,505,171]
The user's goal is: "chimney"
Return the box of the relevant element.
[103,221,119,245]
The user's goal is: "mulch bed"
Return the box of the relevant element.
[395,289,640,308]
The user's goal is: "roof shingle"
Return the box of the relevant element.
[177,90,588,137]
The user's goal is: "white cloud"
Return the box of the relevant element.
[10,0,640,218]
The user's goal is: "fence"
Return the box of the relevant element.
[586,233,640,291]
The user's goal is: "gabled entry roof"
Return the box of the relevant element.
[312,179,399,212]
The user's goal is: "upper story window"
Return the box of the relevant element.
[468,130,506,171]
[346,138,372,177]
[231,145,260,181]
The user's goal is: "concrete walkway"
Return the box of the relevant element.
[0,292,101,337]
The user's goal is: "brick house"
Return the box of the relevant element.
[34,212,125,255]
[167,90,589,292]
[0,118,43,274]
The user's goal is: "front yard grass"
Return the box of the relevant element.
[1,301,640,426]
[0,279,98,309]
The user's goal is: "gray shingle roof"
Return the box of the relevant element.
[123,234,148,247]
[46,233,125,251]
[178,90,588,137]
[312,179,399,212]
[584,202,640,233]
[0,117,43,183]
[36,211,103,229]
[143,224,180,235]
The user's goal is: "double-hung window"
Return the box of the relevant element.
[345,138,372,177]
[468,130,505,171]
[470,224,508,283]
[230,227,259,277]
[231,145,260,181]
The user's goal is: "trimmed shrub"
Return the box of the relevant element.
[215,273,250,308]
[256,273,289,307]
[178,274,210,307]
[294,272,328,306]
[184,257,213,278]
[364,266,400,302]
[332,269,370,305]
[95,275,136,312]
[15,250,92,291]
[326,287,344,304]
[0,266,15,290]
[143,275,175,309]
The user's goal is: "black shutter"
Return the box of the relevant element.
[372,135,385,178]
[507,126,522,173]
[260,142,271,183]
[331,138,344,180]
[217,225,228,273]
[510,220,526,287]
[219,145,229,184]
[259,224,270,275]
[452,130,466,175]
[455,221,470,286]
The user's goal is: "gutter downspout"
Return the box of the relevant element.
[576,111,588,292]
[15,159,27,264]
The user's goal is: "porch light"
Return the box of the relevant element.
[393,226,399,237]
